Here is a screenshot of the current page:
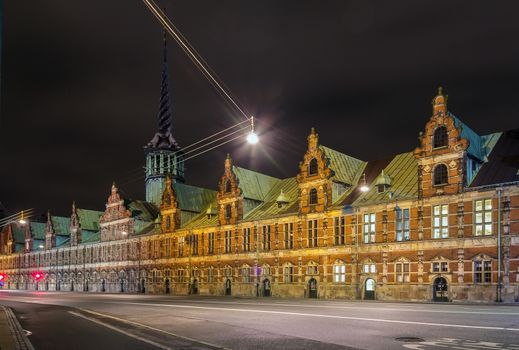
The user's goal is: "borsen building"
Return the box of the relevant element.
[0,37,518,302]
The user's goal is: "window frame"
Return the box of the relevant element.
[333,264,346,283]
[363,213,376,243]
[474,198,493,236]
[309,188,318,205]
[334,216,345,245]
[307,219,318,247]
[395,208,410,242]
[432,125,448,149]
[432,204,449,239]
[433,164,448,186]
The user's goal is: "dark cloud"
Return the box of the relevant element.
[1,0,519,217]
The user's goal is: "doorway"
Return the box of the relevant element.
[263,279,271,297]
[225,279,232,296]
[308,278,318,298]
[165,279,170,294]
[192,279,199,294]
[433,277,448,302]
[364,278,375,300]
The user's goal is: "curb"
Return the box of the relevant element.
[1,306,34,350]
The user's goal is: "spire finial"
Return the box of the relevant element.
[438,86,443,95]
[157,20,172,135]
[47,210,51,223]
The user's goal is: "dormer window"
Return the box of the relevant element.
[309,188,318,205]
[433,126,448,148]
[225,179,232,193]
[308,158,318,176]
[433,164,448,186]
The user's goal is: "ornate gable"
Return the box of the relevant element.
[414,88,469,198]
[70,201,81,246]
[45,211,56,249]
[217,154,243,225]
[297,128,333,214]
[160,176,181,233]
[99,183,133,241]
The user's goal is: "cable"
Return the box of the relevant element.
[141,0,251,121]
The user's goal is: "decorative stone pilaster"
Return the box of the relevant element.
[323,218,328,247]
[457,199,464,238]
[417,250,424,283]
[382,252,388,284]
[457,248,465,283]
[382,208,388,243]
[417,203,424,240]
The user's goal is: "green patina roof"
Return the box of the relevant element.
[245,177,299,220]
[78,209,103,231]
[353,152,418,205]
[481,132,502,159]
[12,225,26,244]
[233,166,281,201]
[30,222,46,240]
[173,182,216,213]
[81,230,100,244]
[127,200,159,221]
[181,197,219,230]
[321,146,366,185]
[134,220,156,235]
[51,216,70,236]
[452,115,484,160]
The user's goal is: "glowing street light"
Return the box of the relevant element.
[19,210,27,225]
[246,116,259,145]
[359,173,370,193]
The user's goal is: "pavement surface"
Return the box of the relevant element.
[0,291,518,350]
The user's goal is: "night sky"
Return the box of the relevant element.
[1,1,518,218]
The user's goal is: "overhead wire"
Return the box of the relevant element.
[141,0,252,121]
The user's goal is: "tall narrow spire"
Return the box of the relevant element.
[158,28,172,134]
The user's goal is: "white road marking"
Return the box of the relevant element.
[78,308,230,350]
[115,301,519,332]
[126,299,519,316]
[68,311,172,350]
[403,337,519,349]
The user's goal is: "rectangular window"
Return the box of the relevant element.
[284,223,294,249]
[242,267,250,283]
[396,262,410,283]
[474,260,492,283]
[308,220,318,247]
[165,238,171,257]
[474,199,492,236]
[208,232,215,254]
[191,235,198,256]
[333,265,346,283]
[432,261,448,273]
[306,264,318,275]
[242,228,251,252]
[284,266,294,283]
[262,226,271,251]
[224,230,232,253]
[178,237,184,257]
[177,269,185,283]
[363,263,376,273]
[396,208,410,241]
[432,204,449,239]
[334,216,345,245]
[207,267,214,283]
[363,213,376,243]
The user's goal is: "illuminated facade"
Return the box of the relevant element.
[1,87,518,302]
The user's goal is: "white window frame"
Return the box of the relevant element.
[333,264,346,283]
[432,204,449,239]
[474,199,492,236]
[363,213,376,243]
[396,208,410,241]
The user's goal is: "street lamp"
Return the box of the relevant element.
[359,173,370,193]
[19,210,27,225]
[246,117,259,145]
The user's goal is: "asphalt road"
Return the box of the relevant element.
[0,291,518,350]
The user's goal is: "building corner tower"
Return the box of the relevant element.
[144,32,184,207]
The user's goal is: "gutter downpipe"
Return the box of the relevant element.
[497,188,502,303]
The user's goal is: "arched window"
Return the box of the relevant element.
[165,216,171,231]
[309,188,318,205]
[433,126,448,148]
[308,158,318,176]
[433,164,448,185]
[225,204,232,219]
[225,179,232,193]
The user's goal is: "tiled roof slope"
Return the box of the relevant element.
[172,182,216,213]
[233,166,281,201]
[353,152,418,206]
[245,177,299,220]
[321,146,366,185]
[470,129,519,187]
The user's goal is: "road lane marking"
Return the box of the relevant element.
[68,311,172,350]
[78,308,230,350]
[115,302,519,332]
[119,299,519,316]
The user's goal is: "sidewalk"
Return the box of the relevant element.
[0,306,34,350]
